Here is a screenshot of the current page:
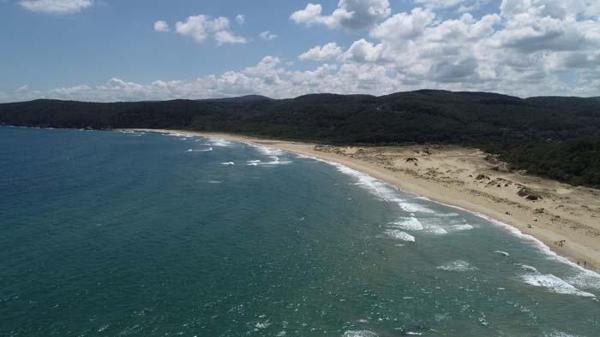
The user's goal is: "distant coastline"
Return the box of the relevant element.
[134,128,600,272]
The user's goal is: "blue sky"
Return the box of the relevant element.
[1,0,599,101]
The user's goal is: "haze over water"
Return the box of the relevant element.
[1,127,599,337]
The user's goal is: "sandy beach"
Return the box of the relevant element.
[141,129,600,271]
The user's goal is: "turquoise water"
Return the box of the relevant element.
[1,127,599,337]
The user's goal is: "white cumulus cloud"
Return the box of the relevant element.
[19,0,93,14]
[299,42,342,61]
[235,14,245,25]
[291,0,391,30]
[259,31,278,41]
[174,15,247,45]
[5,0,600,102]
[153,20,170,32]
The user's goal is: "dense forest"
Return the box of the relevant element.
[1,90,600,188]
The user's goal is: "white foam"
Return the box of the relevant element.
[149,129,600,287]
[415,195,600,283]
[426,226,448,235]
[209,139,233,147]
[566,270,600,290]
[254,320,271,329]
[262,156,292,165]
[187,147,213,152]
[494,250,510,257]
[385,230,416,242]
[343,331,378,337]
[221,162,235,166]
[246,158,291,166]
[437,212,461,217]
[333,164,403,203]
[521,274,595,298]
[518,264,539,273]
[389,218,424,231]
[437,260,478,272]
[398,202,435,214]
[251,144,285,156]
[449,224,475,232]
[545,331,582,337]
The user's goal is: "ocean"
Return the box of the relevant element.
[1,126,599,337]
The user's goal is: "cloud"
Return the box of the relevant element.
[173,15,247,45]
[291,0,391,30]
[414,0,465,10]
[6,0,600,102]
[1,57,404,102]
[235,14,245,25]
[342,39,384,63]
[299,43,343,61]
[259,31,278,41]
[19,0,93,14]
[370,8,436,42]
[153,20,170,32]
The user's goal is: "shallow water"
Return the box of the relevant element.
[1,127,599,337]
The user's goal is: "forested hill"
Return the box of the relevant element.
[1,90,600,187]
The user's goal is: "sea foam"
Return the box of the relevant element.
[521,274,595,298]
[437,260,478,272]
[343,331,378,337]
[389,218,424,231]
[187,147,213,153]
[209,139,233,147]
[384,230,416,242]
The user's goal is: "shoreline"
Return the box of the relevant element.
[136,128,600,271]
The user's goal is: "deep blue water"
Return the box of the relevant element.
[1,127,599,337]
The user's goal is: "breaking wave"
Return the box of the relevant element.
[521,273,595,298]
[437,260,478,272]
[384,230,416,242]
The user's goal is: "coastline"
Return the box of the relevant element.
[137,128,600,271]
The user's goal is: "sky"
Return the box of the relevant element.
[1,0,599,102]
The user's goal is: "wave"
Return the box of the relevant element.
[521,273,595,298]
[151,130,600,287]
[118,129,146,136]
[437,260,478,272]
[517,264,539,273]
[186,147,213,152]
[330,164,442,219]
[343,331,378,337]
[208,139,233,147]
[412,193,600,284]
[425,226,449,235]
[448,224,475,232]
[389,218,424,231]
[221,162,235,166]
[246,157,292,166]
[384,230,416,242]
[494,250,510,257]
[251,144,285,156]
[566,269,600,290]
[545,331,583,337]
[398,202,436,214]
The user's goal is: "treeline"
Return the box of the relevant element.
[1,90,599,188]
